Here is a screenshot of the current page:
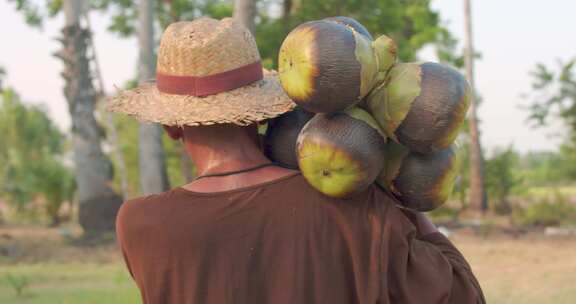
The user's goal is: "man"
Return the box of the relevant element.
[108,18,485,304]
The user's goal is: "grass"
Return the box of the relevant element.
[525,184,576,198]
[0,263,139,304]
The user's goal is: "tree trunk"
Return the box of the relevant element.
[84,14,130,199]
[233,0,257,34]
[0,67,5,91]
[282,0,292,30]
[49,212,61,227]
[138,0,170,195]
[58,0,122,236]
[463,0,487,213]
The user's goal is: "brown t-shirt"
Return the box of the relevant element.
[116,172,484,304]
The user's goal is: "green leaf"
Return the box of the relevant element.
[372,34,397,76]
[377,141,409,194]
[353,30,379,99]
[343,107,386,139]
[367,63,421,140]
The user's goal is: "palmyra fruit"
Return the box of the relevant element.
[296,107,386,198]
[367,62,470,154]
[323,16,373,40]
[378,142,459,211]
[264,107,314,169]
[279,20,395,113]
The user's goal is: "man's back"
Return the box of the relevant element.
[117,172,484,304]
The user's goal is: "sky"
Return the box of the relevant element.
[1,0,574,154]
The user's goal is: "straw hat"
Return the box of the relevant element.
[107,17,295,126]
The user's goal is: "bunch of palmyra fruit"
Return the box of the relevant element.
[264,17,470,212]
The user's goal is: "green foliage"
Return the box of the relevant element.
[7,0,43,27]
[0,89,60,206]
[514,192,576,227]
[518,150,576,186]
[528,60,575,126]
[108,114,139,197]
[557,143,576,180]
[528,58,576,186]
[89,0,233,37]
[453,138,470,208]
[485,146,523,214]
[526,184,576,200]
[37,158,76,226]
[0,88,74,223]
[528,57,576,149]
[92,0,138,37]
[4,273,30,297]
[257,0,449,67]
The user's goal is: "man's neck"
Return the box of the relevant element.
[193,148,271,177]
[183,127,269,176]
[178,125,297,193]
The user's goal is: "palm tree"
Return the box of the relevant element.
[463,0,487,212]
[0,66,5,91]
[234,0,257,34]
[138,0,170,195]
[58,0,122,235]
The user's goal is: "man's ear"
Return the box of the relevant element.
[163,125,183,140]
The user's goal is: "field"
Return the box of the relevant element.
[0,263,138,304]
[1,225,575,303]
[454,231,576,304]
[525,184,576,200]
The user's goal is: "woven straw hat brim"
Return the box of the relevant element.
[107,72,296,126]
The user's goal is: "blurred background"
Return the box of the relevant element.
[0,0,575,303]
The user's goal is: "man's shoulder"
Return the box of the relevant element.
[122,189,173,208]
[116,190,177,228]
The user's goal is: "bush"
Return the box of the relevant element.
[0,89,74,224]
[485,146,524,215]
[514,192,576,227]
[428,206,460,222]
[5,273,30,296]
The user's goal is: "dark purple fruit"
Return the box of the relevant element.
[323,16,373,40]
[264,107,314,169]
[279,20,379,113]
[368,62,470,154]
[378,142,458,211]
[297,108,386,198]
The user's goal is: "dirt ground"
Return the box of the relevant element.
[1,225,575,303]
[452,230,576,304]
